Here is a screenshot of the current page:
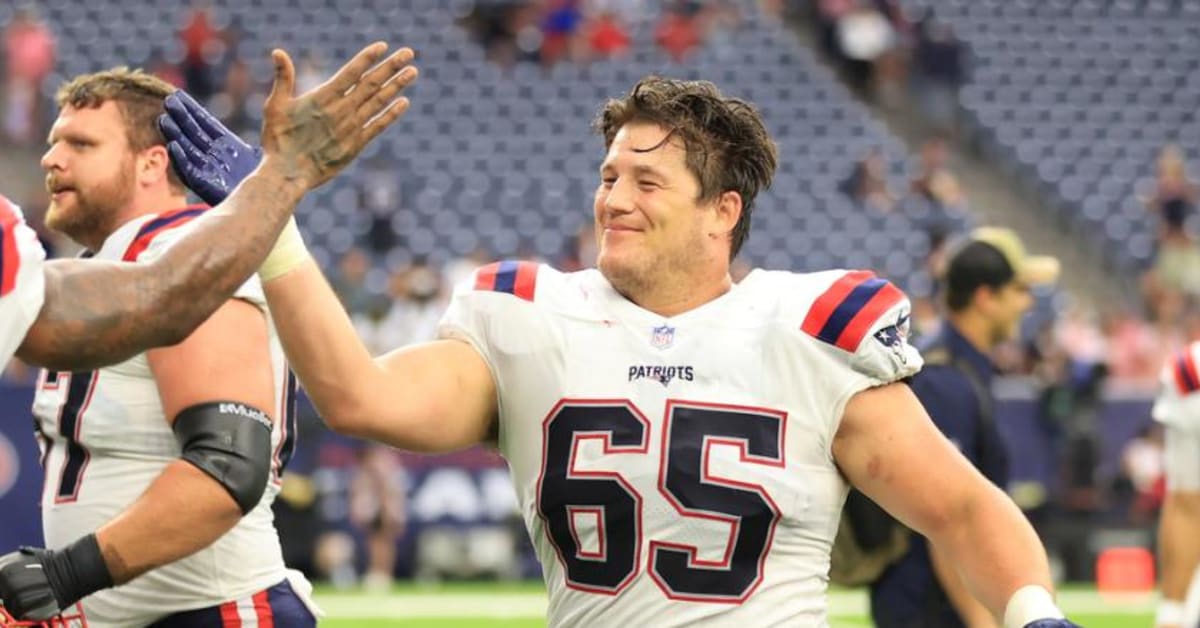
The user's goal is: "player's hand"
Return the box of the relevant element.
[0,548,71,620]
[256,42,418,189]
[159,90,263,206]
[0,535,112,621]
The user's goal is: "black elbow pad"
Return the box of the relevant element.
[173,401,273,515]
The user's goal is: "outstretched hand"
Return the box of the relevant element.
[160,42,418,202]
[258,42,418,189]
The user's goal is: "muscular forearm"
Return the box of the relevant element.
[18,165,305,371]
[924,483,1054,620]
[930,536,1000,627]
[263,260,381,431]
[94,461,242,584]
[1160,494,1200,602]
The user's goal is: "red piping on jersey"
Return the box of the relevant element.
[0,195,23,296]
[121,204,209,262]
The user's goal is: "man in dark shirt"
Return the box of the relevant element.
[871,227,1059,628]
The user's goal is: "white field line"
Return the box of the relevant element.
[311,589,1158,619]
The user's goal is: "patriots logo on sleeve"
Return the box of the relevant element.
[801,270,905,352]
[873,313,911,364]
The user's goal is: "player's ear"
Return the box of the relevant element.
[711,190,743,239]
[138,144,172,187]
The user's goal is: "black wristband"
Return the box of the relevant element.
[41,534,114,608]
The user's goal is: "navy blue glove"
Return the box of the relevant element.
[158,90,261,206]
[1024,620,1083,627]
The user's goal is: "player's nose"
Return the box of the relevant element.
[602,178,635,215]
[40,143,65,172]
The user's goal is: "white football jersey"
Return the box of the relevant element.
[439,262,921,627]
[31,207,302,627]
[1153,342,1200,432]
[1153,343,1200,628]
[0,195,47,367]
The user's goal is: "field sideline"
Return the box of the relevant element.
[310,583,1156,627]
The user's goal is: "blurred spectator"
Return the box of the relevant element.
[146,49,185,88]
[1142,145,1200,314]
[330,247,388,319]
[178,4,223,101]
[656,6,701,62]
[373,260,444,352]
[349,446,408,592]
[912,17,964,134]
[911,136,966,211]
[539,0,585,66]
[3,7,55,145]
[1117,423,1165,525]
[841,147,897,212]
[207,57,256,136]
[296,51,327,94]
[586,11,631,59]
[1147,145,1198,245]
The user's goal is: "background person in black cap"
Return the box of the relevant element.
[870,227,1060,628]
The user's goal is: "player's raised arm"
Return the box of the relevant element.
[833,383,1065,628]
[160,46,497,454]
[16,42,415,371]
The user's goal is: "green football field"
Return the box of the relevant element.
[310,582,1155,627]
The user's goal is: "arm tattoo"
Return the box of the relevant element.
[18,171,305,371]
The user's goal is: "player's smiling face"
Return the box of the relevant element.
[594,121,727,294]
[41,101,136,246]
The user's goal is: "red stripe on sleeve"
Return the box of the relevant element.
[219,601,242,627]
[0,197,21,296]
[252,590,274,628]
[513,262,538,301]
[1174,355,1190,395]
[834,281,905,352]
[1184,349,1200,394]
[474,262,501,292]
[800,270,873,338]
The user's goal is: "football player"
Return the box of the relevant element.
[168,76,1078,627]
[1153,342,1200,628]
[0,41,412,375]
[0,43,417,625]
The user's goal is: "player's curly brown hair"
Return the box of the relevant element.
[595,76,778,259]
[55,67,183,192]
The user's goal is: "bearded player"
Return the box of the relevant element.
[0,43,419,625]
[0,40,411,376]
[169,77,1077,627]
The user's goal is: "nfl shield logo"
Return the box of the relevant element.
[650,324,675,350]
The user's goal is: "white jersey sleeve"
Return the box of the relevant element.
[790,268,921,382]
[1153,343,1200,430]
[1154,343,1200,491]
[437,260,544,417]
[127,209,265,311]
[0,195,47,366]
